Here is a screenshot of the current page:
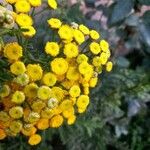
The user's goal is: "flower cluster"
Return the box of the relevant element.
[0,0,113,146]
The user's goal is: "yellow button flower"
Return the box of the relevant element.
[24,83,38,98]
[89,77,98,87]
[51,86,64,101]
[27,64,43,81]
[79,24,90,35]
[9,106,23,119]
[69,85,81,98]
[43,72,57,87]
[37,86,51,100]
[21,26,36,37]
[77,54,88,64]
[10,120,22,133]
[90,30,100,40]
[4,42,23,61]
[66,67,80,81]
[48,0,57,9]
[64,43,79,58]
[45,42,60,57]
[28,134,41,145]
[31,100,46,112]
[48,18,62,29]
[11,91,25,104]
[51,58,68,75]
[73,29,85,45]
[79,62,93,75]
[16,13,33,27]
[76,95,90,109]
[0,85,10,98]
[67,115,76,125]
[58,25,73,41]
[14,73,29,86]
[100,40,109,52]
[50,115,63,128]
[92,56,101,67]
[15,0,31,13]
[36,119,49,130]
[48,98,58,109]
[106,61,113,72]
[90,42,101,55]
[99,52,108,65]
[59,99,73,111]
[10,61,26,75]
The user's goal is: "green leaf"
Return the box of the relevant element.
[109,0,134,25]
[138,0,150,5]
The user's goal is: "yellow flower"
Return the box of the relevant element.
[48,98,58,109]
[100,40,109,52]
[15,0,31,13]
[28,134,41,145]
[59,99,73,111]
[16,13,33,27]
[0,85,10,98]
[37,86,51,100]
[99,52,108,65]
[21,26,36,37]
[89,77,98,87]
[41,108,54,119]
[79,24,89,35]
[10,61,26,75]
[83,87,89,95]
[4,42,23,61]
[0,111,10,122]
[0,129,6,140]
[90,30,100,40]
[77,54,88,64]
[51,87,64,101]
[28,112,40,123]
[79,62,93,75]
[64,43,78,58]
[92,56,101,67]
[21,126,37,136]
[58,25,73,41]
[90,42,101,55]
[36,119,49,130]
[106,61,113,72]
[51,58,68,75]
[10,120,23,133]
[24,83,38,98]
[48,0,57,9]
[47,18,62,29]
[69,85,81,98]
[67,115,76,125]
[5,0,17,4]
[32,100,46,112]
[28,0,42,7]
[14,73,29,86]
[27,64,43,81]
[9,106,23,119]
[43,72,57,86]
[66,67,80,81]
[50,115,63,128]
[11,91,25,104]
[62,107,74,118]
[45,42,59,57]
[76,95,89,108]
[73,29,85,44]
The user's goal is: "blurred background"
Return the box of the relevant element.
[0,0,150,150]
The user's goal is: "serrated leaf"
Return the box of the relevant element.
[109,0,134,25]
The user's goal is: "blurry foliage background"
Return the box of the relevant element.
[0,0,150,150]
